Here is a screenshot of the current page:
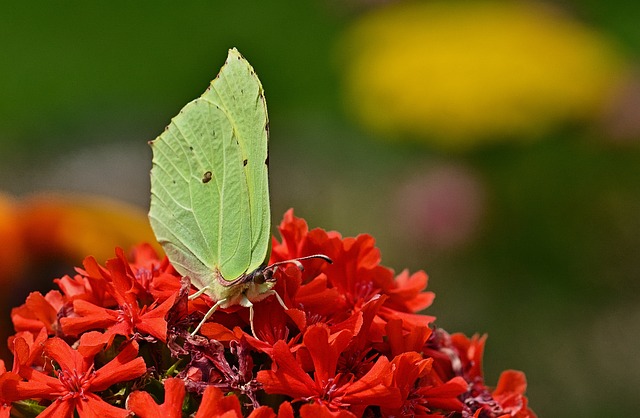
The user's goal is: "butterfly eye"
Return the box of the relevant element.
[253,271,266,285]
[263,269,275,283]
[253,269,274,285]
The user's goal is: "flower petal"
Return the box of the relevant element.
[161,378,187,417]
[299,403,358,418]
[76,393,130,418]
[276,402,294,418]
[37,398,74,418]
[91,341,146,392]
[257,341,317,399]
[127,390,164,417]
[137,292,176,341]
[417,376,467,411]
[44,337,90,373]
[194,385,242,418]
[127,379,187,418]
[303,325,352,385]
[341,355,401,407]
[60,299,116,336]
[247,406,277,418]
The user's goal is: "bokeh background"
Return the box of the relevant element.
[2,1,640,416]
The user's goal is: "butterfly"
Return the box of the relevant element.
[148,48,329,335]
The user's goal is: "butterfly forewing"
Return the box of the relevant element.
[149,48,270,289]
[202,49,271,276]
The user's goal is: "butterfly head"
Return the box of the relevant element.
[250,268,275,286]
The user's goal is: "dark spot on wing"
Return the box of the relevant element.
[189,146,194,151]
[202,171,213,183]
[265,155,269,166]
[243,159,248,166]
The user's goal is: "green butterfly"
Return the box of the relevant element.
[148,48,328,335]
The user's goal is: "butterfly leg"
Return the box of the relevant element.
[261,289,288,311]
[249,302,257,338]
[188,286,210,300]
[246,290,288,339]
[236,295,259,338]
[191,298,227,336]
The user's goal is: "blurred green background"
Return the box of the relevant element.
[2,1,640,416]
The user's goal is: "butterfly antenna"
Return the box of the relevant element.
[267,254,332,271]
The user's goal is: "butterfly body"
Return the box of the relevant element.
[207,267,276,309]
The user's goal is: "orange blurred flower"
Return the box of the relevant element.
[0,192,160,283]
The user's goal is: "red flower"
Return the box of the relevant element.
[122,244,181,302]
[378,269,436,329]
[285,271,343,320]
[0,338,146,418]
[192,384,245,417]
[423,330,538,417]
[492,371,537,418]
[127,378,185,418]
[55,257,113,306]
[239,294,307,355]
[11,290,65,335]
[270,209,338,280]
[382,351,467,417]
[60,255,176,347]
[423,329,485,385]
[0,361,12,418]
[0,212,535,418]
[450,333,487,383]
[382,352,432,417]
[385,318,432,358]
[192,384,275,418]
[258,324,401,414]
[299,403,358,417]
[270,210,435,338]
[129,377,277,418]
[9,328,48,370]
[237,272,362,357]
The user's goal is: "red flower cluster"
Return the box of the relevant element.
[0,210,535,417]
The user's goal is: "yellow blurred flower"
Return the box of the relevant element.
[340,1,628,148]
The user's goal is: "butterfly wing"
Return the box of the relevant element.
[149,48,270,290]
